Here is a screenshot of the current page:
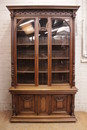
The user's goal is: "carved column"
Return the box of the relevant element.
[10,10,15,87]
[72,10,76,86]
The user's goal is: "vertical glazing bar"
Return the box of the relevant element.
[48,17,52,86]
[35,17,39,86]
[72,17,75,86]
[69,18,73,86]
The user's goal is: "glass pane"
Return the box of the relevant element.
[39,18,48,85]
[17,19,35,84]
[51,18,70,84]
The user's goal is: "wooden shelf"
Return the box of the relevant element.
[39,71,48,73]
[39,57,48,59]
[17,43,34,46]
[17,57,69,60]
[17,57,48,60]
[17,43,69,46]
[52,81,69,84]
[17,71,34,73]
[17,57,35,60]
[38,70,69,73]
[17,43,51,47]
[52,70,69,73]
[52,57,69,60]
[52,44,69,46]
[17,30,23,32]
[39,44,47,45]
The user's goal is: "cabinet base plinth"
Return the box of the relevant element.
[10,115,76,123]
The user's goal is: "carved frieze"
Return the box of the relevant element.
[12,9,76,17]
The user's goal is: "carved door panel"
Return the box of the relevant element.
[19,95,37,115]
[38,95,49,115]
[51,95,71,114]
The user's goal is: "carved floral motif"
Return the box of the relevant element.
[21,95,33,101]
[54,95,66,101]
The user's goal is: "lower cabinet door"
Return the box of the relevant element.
[51,95,71,115]
[19,95,37,115]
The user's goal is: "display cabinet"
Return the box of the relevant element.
[7,5,79,122]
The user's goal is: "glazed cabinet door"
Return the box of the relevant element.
[16,18,36,85]
[51,18,70,84]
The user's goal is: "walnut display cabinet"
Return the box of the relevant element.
[7,5,79,122]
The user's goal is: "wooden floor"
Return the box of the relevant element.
[0,111,87,130]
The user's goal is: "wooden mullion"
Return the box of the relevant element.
[35,17,39,86]
[72,18,75,86]
[69,18,73,87]
[48,17,52,86]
